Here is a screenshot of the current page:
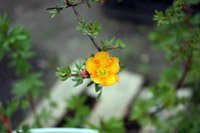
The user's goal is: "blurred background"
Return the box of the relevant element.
[0,0,171,101]
[1,0,199,133]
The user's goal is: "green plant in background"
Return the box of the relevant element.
[0,14,46,131]
[88,117,126,133]
[58,95,125,131]
[131,0,200,132]
[0,101,19,132]
[0,14,43,130]
[64,95,90,127]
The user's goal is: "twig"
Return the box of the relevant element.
[71,5,101,51]
[64,73,79,77]
[176,54,192,89]
[46,0,84,11]
[106,46,118,51]
[47,0,102,51]
[0,113,12,133]
[176,4,193,89]
[28,92,42,127]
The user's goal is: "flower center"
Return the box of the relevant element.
[97,67,108,78]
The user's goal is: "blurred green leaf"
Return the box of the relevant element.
[88,117,126,133]
[77,21,102,37]
[56,66,71,81]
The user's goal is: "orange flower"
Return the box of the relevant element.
[86,51,120,86]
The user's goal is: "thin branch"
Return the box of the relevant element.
[71,6,101,51]
[46,0,84,11]
[176,54,192,89]
[47,0,102,51]
[64,73,79,77]
[0,113,12,133]
[176,4,193,89]
[9,45,42,127]
[106,46,118,51]
[28,92,42,127]
[64,71,89,78]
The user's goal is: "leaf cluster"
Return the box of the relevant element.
[0,14,44,128]
[0,100,19,118]
[64,96,90,127]
[12,72,44,99]
[77,21,102,38]
[56,62,88,87]
[132,0,200,132]
[56,66,71,81]
[101,37,126,51]
[48,0,102,18]
[0,15,34,75]
[72,62,86,87]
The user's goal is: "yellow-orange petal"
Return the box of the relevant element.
[90,74,101,84]
[94,51,110,59]
[86,57,96,74]
[94,52,111,67]
[103,74,119,86]
[108,57,120,73]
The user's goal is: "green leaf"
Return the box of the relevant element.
[9,26,29,43]
[12,72,44,98]
[73,77,83,87]
[87,81,94,87]
[65,96,90,127]
[0,13,10,35]
[101,37,126,50]
[88,117,126,133]
[21,124,31,133]
[116,39,126,49]
[76,21,102,37]
[9,58,31,76]
[4,100,19,117]
[97,90,102,99]
[56,66,71,81]
[48,9,62,18]
[20,100,30,109]
[94,84,103,99]
[95,83,102,92]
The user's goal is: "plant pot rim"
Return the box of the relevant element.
[13,128,99,133]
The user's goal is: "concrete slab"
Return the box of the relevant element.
[87,71,143,126]
[21,61,90,127]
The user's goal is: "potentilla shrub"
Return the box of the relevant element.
[131,0,200,133]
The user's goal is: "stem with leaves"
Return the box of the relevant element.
[176,3,193,89]
[10,46,42,127]
[148,2,194,116]
[71,5,101,51]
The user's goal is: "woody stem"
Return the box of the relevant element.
[28,91,42,127]
[0,113,12,133]
[71,5,101,51]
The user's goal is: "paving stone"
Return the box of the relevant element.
[87,71,144,126]
[21,61,90,127]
